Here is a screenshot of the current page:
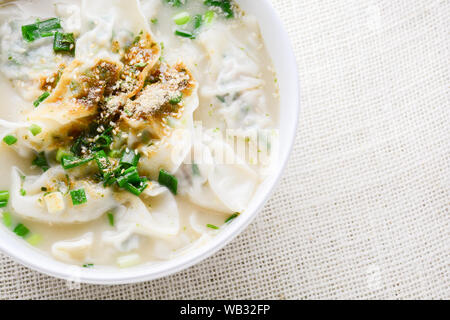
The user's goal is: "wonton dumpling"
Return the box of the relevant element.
[102,184,180,251]
[181,137,259,213]
[120,62,199,179]
[10,167,117,224]
[137,88,199,179]
[79,0,150,57]
[52,232,94,263]
[198,18,271,131]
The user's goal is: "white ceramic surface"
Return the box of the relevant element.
[0,0,300,284]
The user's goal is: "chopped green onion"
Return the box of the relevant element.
[32,152,49,172]
[169,92,183,105]
[158,169,178,195]
[13,223,30,238]
[225,212,240,223]
[174,29,195,39]
[61,155,93,170]
[53,32,76,55]
[56,148,72,162]
[29,124,42,136]
[134,62,148,68]
[207,224,219,230]
[83,263,94,268]
[20,188,26,196]
[108,149,122,158]
[33,92,50,107]
[117,254,141,268]
[204,10,215,24]
[2,212,12,227]
[192,163,200,176]
[26,234,42,246]
[3,135,18,146]
[151,18,158,24]
[164,0,184,7]
[94,150,111,177]
[173,12,191,25]
[204,0,234,19]
[117,167,141,187]
[120,149,140,168]
[124,183,146,196]
[107,212,114,226]
[0,201,7,208]
[94,132,112,150]
[193,14,203,31]
[123,108,133,117]
[0,191,9,202]
[70,188,87,206]
[216,95,226,103]
[21,18,61,42]
[70,136,88,156]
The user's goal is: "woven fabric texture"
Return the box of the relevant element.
[1,0,449,300]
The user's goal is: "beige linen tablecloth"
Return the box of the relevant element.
[1,0,449,299]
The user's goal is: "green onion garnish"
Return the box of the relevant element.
[193,14,203,31]
[2,211,12,227]
[203,10,215,24]
[117,167,141,187]
[94,150,111,177]
[169,92,183,105]
[158,169,178,195]
[134,62,148,68]
[207,224,219,230]
[107,212,114,226]
[70,188,87,206]
[3,135,18,146]
[83,263,94,268]
[173,12,191,25]
[94,131,113,150]
[192,163,200,176]
[120,149,140,168]
[53,32,76,55]
[204,0,234,19]
[151,18,158,24]
[29,124,42,136]
[56,148,72,162]
[174,29,195,39]
[21,18,61,42]
[225,212,240,223]
[33,92,50,107]
[164,0,184,7]
[13,223,30,238]
[26,234,42,246]
[0,191,9,209]
[124,180,148,196]
[108,149,122,159]
[216,95,226,103]
[70,136,87,156]
[0,191,10,202]
[61,155,93,170]
[32,152,49,172]
[20,188,26,196]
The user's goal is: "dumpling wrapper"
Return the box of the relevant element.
[181,137,259,213]
[51,232,94,263]
[10,167,117,224]
[102,184,180,251]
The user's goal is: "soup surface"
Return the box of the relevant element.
[0,0,278,267]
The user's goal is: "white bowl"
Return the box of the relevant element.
[0,0,299,284]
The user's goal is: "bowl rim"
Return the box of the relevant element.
[0,0,300,285]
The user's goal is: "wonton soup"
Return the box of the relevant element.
[0,0,279,268]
